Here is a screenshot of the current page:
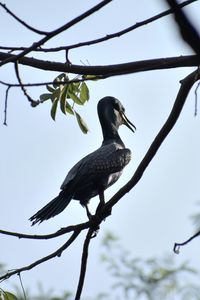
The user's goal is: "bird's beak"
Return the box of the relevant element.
[121,111,136,133]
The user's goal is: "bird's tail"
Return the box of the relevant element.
[29,190,73,225]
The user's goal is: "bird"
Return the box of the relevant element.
[30,96,136,225]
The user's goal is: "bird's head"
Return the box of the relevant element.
[98,96,136,141]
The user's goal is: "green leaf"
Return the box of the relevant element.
[57,73,67,80]
[52,88,61,101]
[2,291,18,300]
[80,82,89,103]
[75,111,89,134]
[82,74,99,81]
[68,90,83,105]
[53,73,67,88]
[70,82,80,93]
[66,102,74,115]
[39,93,52,102]
[51,98,59,121]
[53,78,60,89]
[60,85,68,114]
[46,85,55,93]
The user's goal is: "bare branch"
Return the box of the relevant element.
[14,61,39,107]
[0,0,197,53]
[0,0,112,67]
[0,2,48,35]
[194,81,200,116]
[174,229,200,254]
[3,86,10,125]
[166,0,200,55]
[102,69,200,214]
[0,221,90,240]
[64,0,199,51]
[0,51,199,76]
[0,229,80,281]
[75,228,94,300]
[18,273,27,300]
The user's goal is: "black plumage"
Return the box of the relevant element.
[30,96,136,225]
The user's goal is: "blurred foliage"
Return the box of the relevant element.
[98,231,200,300]
[39,73,95,134]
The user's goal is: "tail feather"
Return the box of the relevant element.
[29,190,73,225]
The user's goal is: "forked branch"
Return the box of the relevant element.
[0,229,80,282]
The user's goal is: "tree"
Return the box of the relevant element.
[0,1,200,299]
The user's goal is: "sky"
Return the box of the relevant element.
[0,0,200,299]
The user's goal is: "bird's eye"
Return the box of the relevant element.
[113,98,125,113]
[113,101,121,112]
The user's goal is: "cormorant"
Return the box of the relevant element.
[30,96,136,225]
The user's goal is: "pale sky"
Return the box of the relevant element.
[0,0,200,299]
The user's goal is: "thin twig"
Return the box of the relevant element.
[0,0,197,53]
[173,230,200,254]
[18,273,27,300]
[0,229,80,281]
[14,61,38,106]
[0,76,103,88]
[3,86,10,125]
[75,228,94,300]
[0,2,48,35]
[0,0,112,67]
[0,221,90,240]
[194,81,200,116]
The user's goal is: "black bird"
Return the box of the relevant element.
[30,96,136,225]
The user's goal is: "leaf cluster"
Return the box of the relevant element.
[40,73,90,133]
[100,232,200,300]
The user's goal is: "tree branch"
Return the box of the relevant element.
[166,0,200,55]
[0,0,112,67]
[0,229,80,281]
[174,230,200,254]
[14,61,38,107]
[0,221,90,240]
[0,2,48,35]
[75,228,94,300]
[0,0,197,53]
[3,86,10,126]
[0,52,199,76]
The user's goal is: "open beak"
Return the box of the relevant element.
[121,111,136,133]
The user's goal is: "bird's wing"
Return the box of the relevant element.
[60,159,83,189]
[87,144,131,176]
[60,143,131,190]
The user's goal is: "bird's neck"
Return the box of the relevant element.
[101,126,125,147]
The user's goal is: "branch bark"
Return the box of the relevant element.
[0,52,199,76]
[166,0,200,55]
[75,228,94,300]
[0,221,90,240]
